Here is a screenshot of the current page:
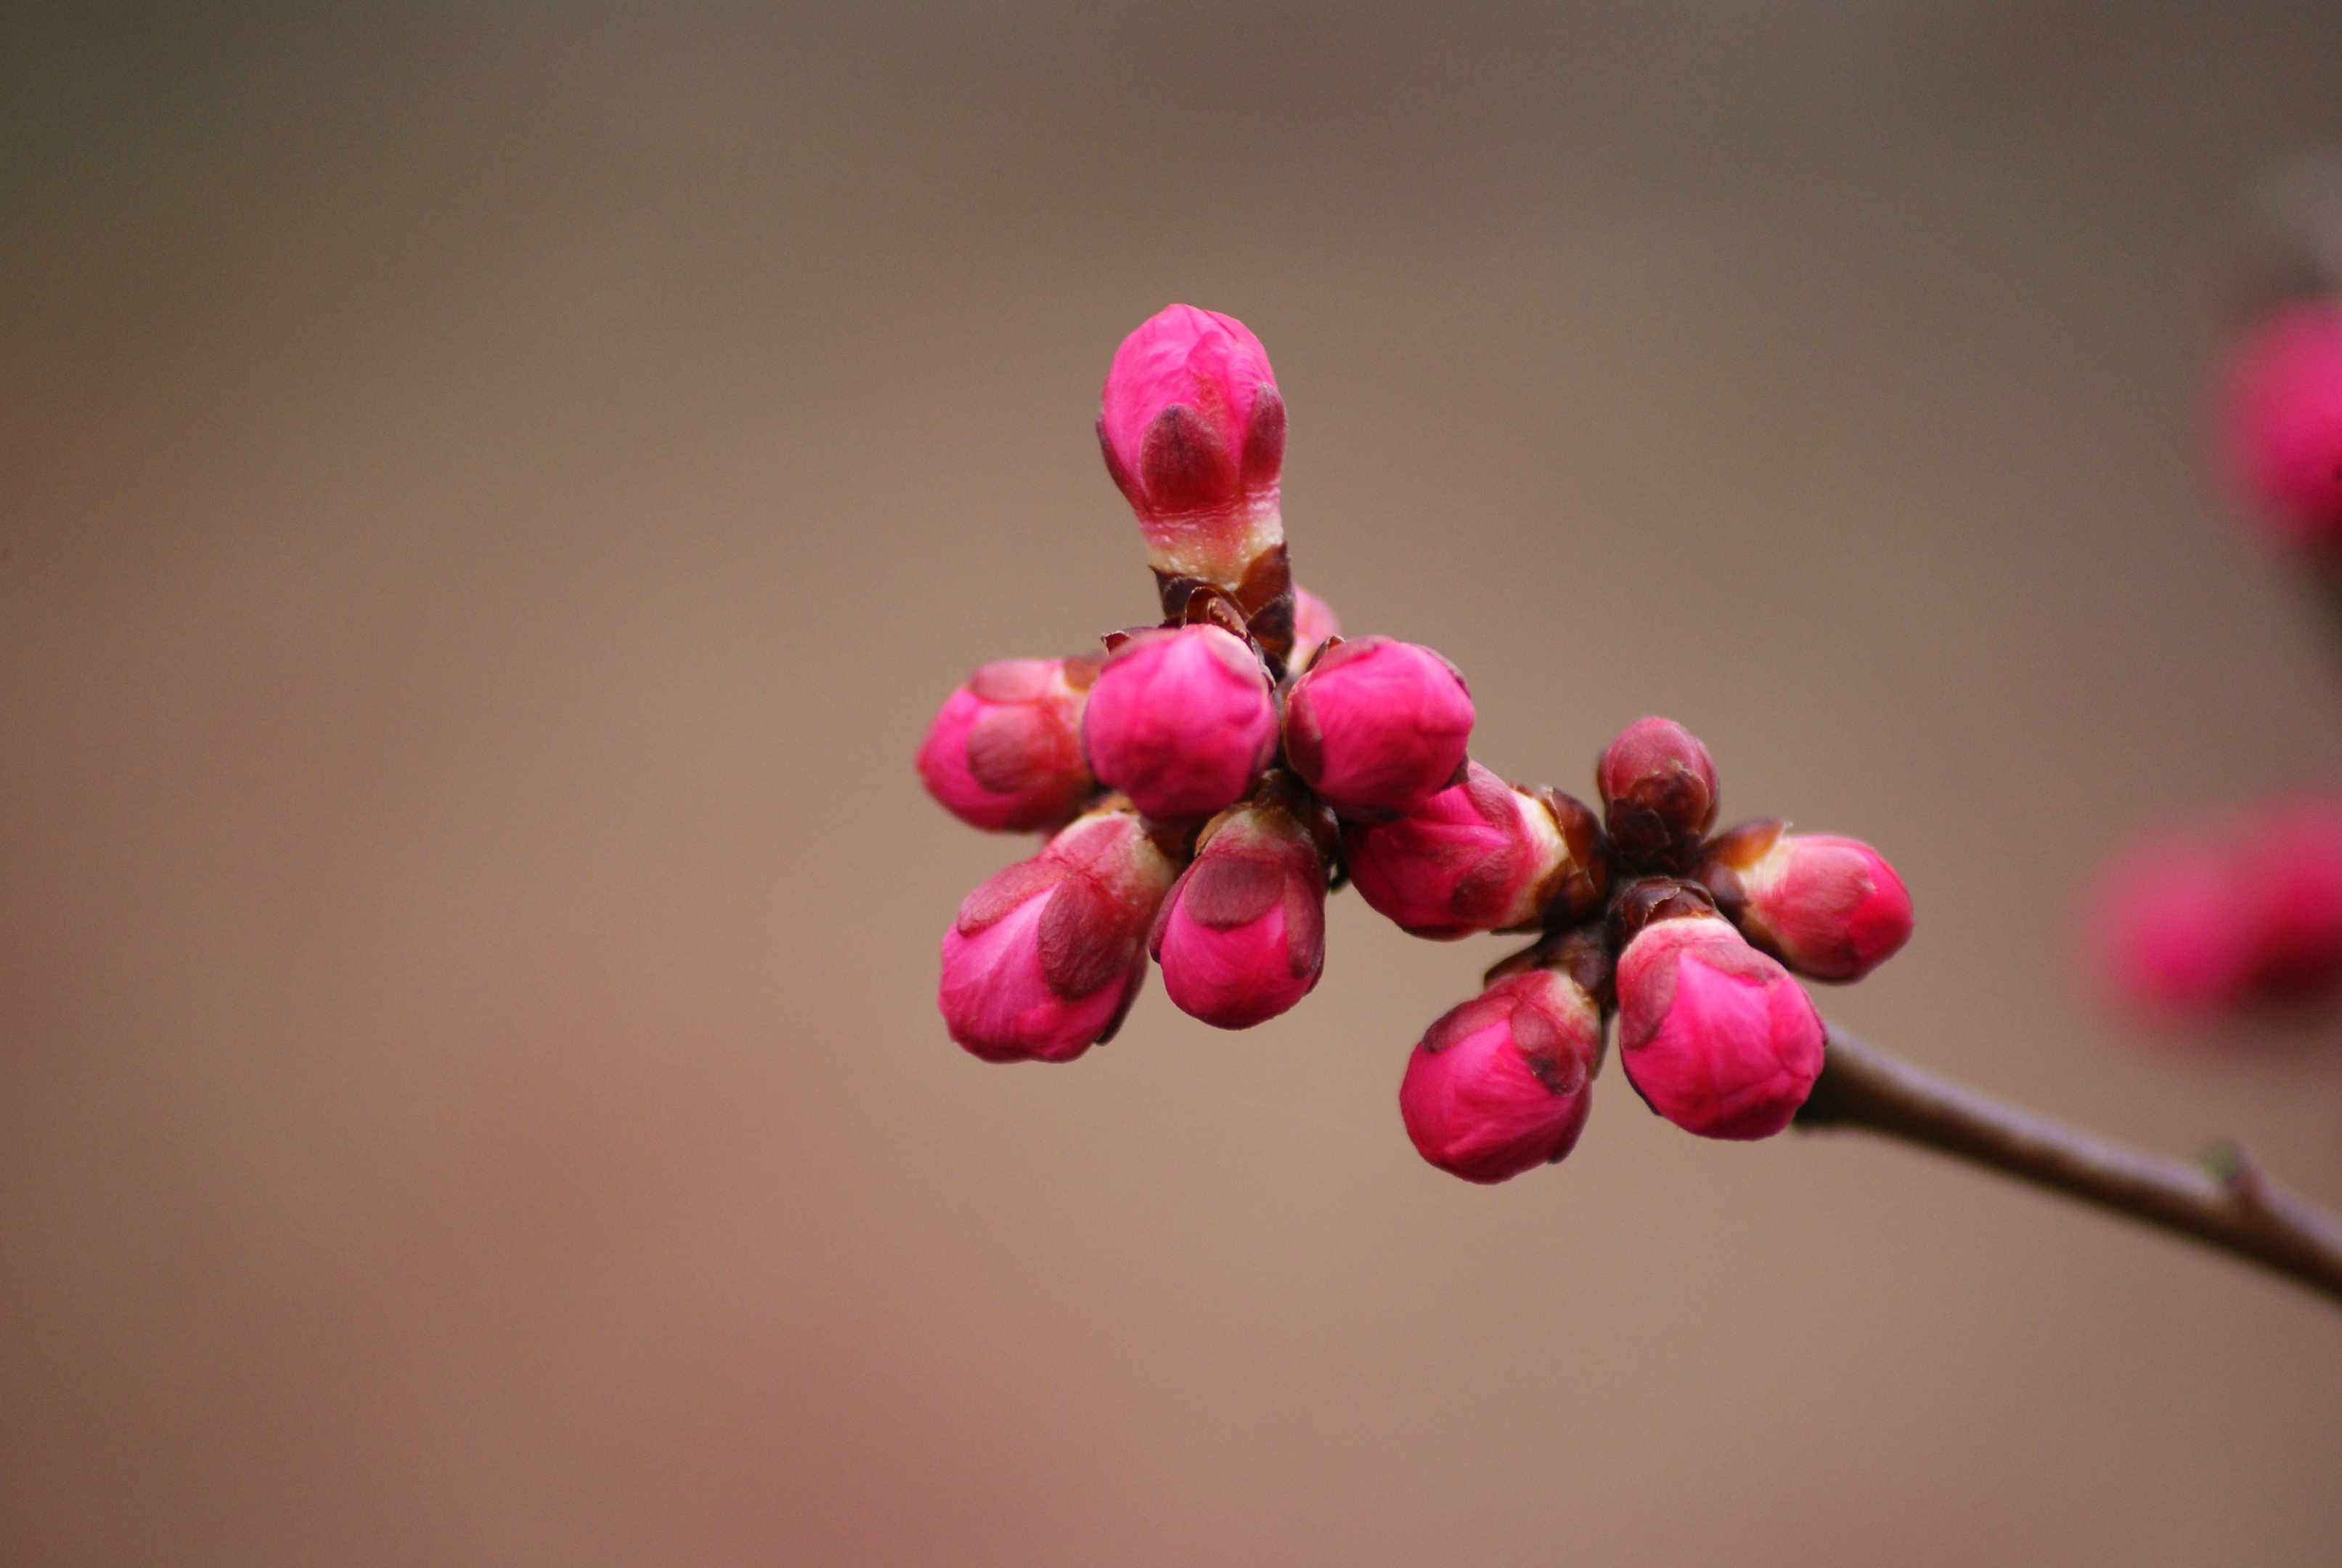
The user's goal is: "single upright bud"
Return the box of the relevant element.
[1699,822,1914,982]
[915,656,1099,833]
[1344,762,1609,939]
[1149,777,1333,1029]
[1596,716,1719,873]
[1282,636,1474,821]
[2219,300,2342,556]
[1097,304,1286,587]
[1398,969,1604,1184]
[1289,585,1342,672]
[2238,798,2342,994]
[1615,913,1824,1140]
[938,800,1182,1063]
[2088,832,2260,1017]
[1080,624,1279,821]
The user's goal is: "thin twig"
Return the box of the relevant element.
[1795,1024,2342,1307]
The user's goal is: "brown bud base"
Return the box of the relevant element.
[1606,791,1709,875]
[1529,788,1612,927]
[1692,817,1784,918]
[1604,877,1718,950]
[1244,769,1342,868]
[1154,542,1295,676]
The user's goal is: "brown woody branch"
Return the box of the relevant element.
[1796,1024,2342,1307]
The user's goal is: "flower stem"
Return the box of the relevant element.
[1796,1025,2342,1307]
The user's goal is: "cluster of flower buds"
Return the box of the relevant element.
[921,303,1329,1061]
[919,305,1914,1180]
[2076,252,2342,1030]
[2089,797,2342,1021]
[1403,718,1911,1179]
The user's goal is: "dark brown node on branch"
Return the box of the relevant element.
[1172,584,1256,642]
[1235,543,1294,674]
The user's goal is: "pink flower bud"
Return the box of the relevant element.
[2089,833,2262,1016]
[1616,915,1824,1140]
[1282,636,1474,820]
[1289,585,1341,672]
[938,802,1181,1063]
[1398,970,1603,1183]
[1597,716,1719,873]
[1700,822,1914,982]
[915,656,1099,833]
[1080,624,1278,821]
[2219,301,2342,555]
[2237,798,2342,994]
[1096,304,1286,584]
[2089,800,2342,1021]
[1344,763,1609,939]
[1148,783,1331,1029]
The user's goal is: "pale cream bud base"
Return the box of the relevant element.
[1141,500,1285,589]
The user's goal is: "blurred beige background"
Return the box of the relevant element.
[6,4,2342,1564]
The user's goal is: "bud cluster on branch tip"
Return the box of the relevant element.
[918,311,1914,1186]
[2219,298,2342,560]
[916,656,1101,833]
[2089,797,2342,1021]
